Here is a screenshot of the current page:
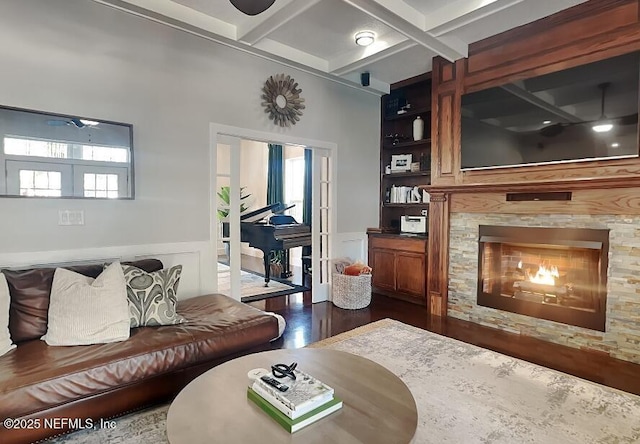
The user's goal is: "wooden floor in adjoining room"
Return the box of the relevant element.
[248,290,640,398]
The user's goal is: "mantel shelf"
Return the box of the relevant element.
[422,176,640,194]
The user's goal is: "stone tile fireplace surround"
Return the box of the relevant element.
[448,212,640,364]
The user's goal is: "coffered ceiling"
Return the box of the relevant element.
[94,0,586,94]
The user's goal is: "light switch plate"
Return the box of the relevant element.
[58,210,84,226]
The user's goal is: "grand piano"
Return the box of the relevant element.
[239,202,311,285]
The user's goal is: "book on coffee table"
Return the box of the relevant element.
[251,368,334,416]
[251,381,334,419]
[247,387,343,433]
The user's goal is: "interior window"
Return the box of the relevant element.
[84,173,118,198]
[19,170,62,197]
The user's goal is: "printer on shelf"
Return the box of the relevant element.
[400,215,427,234]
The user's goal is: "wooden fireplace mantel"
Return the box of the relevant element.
[423,175,640,195]
[425,0,640,317]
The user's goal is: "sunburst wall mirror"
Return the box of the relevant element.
[261,74,305,127]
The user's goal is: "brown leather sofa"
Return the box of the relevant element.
[0,259,279,444]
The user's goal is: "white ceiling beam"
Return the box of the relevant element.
[342,0,466,61]
[253,38,330,72]
[92,0,236,39]
[427,0,525,36]
[330,40,417,76]
[501,83,582,123]
[359,0,425,30]
[90,0,383,96]
[237,0,322,45]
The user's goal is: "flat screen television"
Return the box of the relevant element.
[460,51,640,170]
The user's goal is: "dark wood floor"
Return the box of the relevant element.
[245,278,640,398]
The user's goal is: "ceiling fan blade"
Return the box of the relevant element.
[229,0,275,16]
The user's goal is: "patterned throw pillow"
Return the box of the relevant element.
[122,264,185,327]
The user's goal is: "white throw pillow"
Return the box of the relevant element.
[42,262,130,346]
[0,273,16,356]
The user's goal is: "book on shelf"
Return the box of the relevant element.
[247,387,343,433]
[252,368,334,415]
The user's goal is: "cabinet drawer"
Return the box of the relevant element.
[369,236,427,253]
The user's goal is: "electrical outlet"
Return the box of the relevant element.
[58,210,85,226]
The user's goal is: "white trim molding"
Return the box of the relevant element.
[0,241,214,300]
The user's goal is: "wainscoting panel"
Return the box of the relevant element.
[0,241,214,300]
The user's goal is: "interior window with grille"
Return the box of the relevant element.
[84,173,118,198]
[19,170,62,197]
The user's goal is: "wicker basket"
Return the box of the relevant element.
[332,273,372,309]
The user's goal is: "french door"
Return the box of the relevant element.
[212,135,334,303]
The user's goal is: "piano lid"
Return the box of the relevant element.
[241,202,286,223]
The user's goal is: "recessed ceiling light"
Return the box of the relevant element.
[355,31,375,47]
[542,120,551,124]
[612,142,620,148]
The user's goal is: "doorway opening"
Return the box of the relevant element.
[210,124,335,304]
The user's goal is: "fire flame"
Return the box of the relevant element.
[529,264,559,285]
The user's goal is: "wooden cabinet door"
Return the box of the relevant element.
[396,252,425,298]
[371,249,396,292]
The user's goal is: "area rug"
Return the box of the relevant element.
[48,319,640,443]
[216,263,308,302]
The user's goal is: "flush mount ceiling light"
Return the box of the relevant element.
[355,31,375,47]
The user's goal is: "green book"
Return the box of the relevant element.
[247,387,343,433]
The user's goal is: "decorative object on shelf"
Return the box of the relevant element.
[410,162,420,172]
[413,116,424,141]
[391,154,412,172]
[261,74,305,127]
[230,0,275,16]
[420,152,429,171]
[397,103,411,115]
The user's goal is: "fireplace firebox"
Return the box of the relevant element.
[477,225,609,331]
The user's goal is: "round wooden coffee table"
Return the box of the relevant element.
[167,348,417,444]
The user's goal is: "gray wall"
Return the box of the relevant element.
[0,0,380,254]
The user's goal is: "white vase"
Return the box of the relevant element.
[413,116,424,141]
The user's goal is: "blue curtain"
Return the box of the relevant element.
[266,144,284,206]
